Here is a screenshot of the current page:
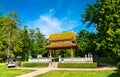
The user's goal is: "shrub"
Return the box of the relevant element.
[117,62,120,75]
[94,57,117,65]
[58,63,97,68]
[22,62,49,67]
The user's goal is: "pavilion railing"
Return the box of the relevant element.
[28,53,93,63]
[59,57,93,63]
[59,55,93,63]
[28,58,52,63]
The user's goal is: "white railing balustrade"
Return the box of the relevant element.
[29,58,52,63]
[29,53,93,63]
[59,57,93,63]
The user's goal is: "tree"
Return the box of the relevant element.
[34,28,47,56]
[7,11,20,24]
[0,16,18,58]
[77,30,96,56]
[17,27,47,60]
[82,0,120,60]
[0,11,47,61]
[17,26,30,60]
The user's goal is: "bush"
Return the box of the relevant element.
[58,63,97,68]
[22,62,49,67]
[94,57,117,65]
[117,62,120,75]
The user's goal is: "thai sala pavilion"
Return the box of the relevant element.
[29,31,93,63]
[45,32,78,58]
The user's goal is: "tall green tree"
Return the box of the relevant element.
[7,11,20,24]
[0,16,18,58]
[0,11,47,61]
[34,28,47,56]
[82,0,120,60]
[77,30,96,56]
[17,27,47,60]
[29,29,35,57]
[17,26,30,60]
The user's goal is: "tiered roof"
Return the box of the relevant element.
[48,32,76,43]
[45,32,77,49]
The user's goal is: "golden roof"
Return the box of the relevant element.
[48,32,76,43]
[45,43,77,49]
[45,42,77,49]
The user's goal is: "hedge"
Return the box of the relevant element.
[117,62,120,75]
[94,57,117,65]
[22,62,49,67]
[58,63,97,68]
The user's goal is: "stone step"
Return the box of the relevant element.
[49,62,58,68]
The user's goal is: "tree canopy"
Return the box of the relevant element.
[82,0,120,60]
[0,12,47,62]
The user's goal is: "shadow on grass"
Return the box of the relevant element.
[108,70,119,77]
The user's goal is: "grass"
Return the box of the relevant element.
[0,63,5,66]
[35,70,119,77]
[58,63,97,68]
[0,63,34,77]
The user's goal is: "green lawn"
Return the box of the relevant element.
[0,63,34,77]
[35,70,119,77]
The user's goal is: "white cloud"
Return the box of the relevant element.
[27,9,78,38]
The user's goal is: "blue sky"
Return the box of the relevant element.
[0,0,95,37]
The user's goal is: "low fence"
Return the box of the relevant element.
[28,54,93,63]
[59,57,93,63]
[28,58,52,63]
[28,57,93,63]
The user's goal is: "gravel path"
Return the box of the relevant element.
[16,67,53,77]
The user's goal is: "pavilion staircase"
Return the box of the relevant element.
[49,62,58,68]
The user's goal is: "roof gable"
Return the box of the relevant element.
[48,32,76,43]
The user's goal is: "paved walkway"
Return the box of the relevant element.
[15,63,117,77]
[16,67,53,77]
